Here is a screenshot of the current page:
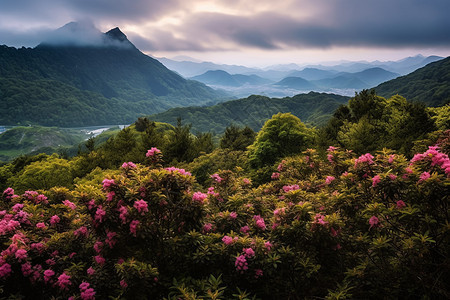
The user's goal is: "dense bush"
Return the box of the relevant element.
[1,144,448,299]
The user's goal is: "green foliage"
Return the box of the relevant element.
[375,56,450,107]
[220,125,256,151]
[248,113,315,168]
[150,92,350,133]
[321,90,437,156]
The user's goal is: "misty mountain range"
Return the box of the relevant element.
[159,55,443,97]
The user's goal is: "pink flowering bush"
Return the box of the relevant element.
[0,146,449,299]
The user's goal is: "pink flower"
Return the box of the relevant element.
[235,255,248,273]
[50,215,60,226]
[15,249,27,261]
[354,153,374,168]
[36,222,47,229]
[369,216,380,229]
[120,280,128,288]
[388,154,395,164]
[74,226,88,237]
[372,175,381,187]
[134,199,149,214]
[105,231,117,248]
[165,167,192,176]
[87,267,95,276]
[243,247,255,258]
[102,178,116,190]
[327,154,334,163]
[203,223,213,233]
[57,272,71,290]
[95,206,106,223]
[146,147,161,157]
[80,282,96,300]
[389,174,397,180]
[396,200,406,209]
[271,172,280,180]
[211,173,222,183]
[222,235,234,245]
[44,269,55,282]
[254,215,266,230]
[106,191,115,202]
[12,203,24,212]
[63,200,76,210]
[192,192,208,204]
[419,171,431,182]
[312,213,329,227]
[130,220,139,237]
[0,263,12,278]
[240,225,250,234]
[282,184,299,193]
[242,178,251,185]
[121,161,137,169]
[21,262,33,277]
[36,194,48,204]
[229,212,237,219]
[94,255,105,266]
[93,241,103,253]
[2,187,15,200]
[255,269,263,278]
[325,176,335,185]
[31,242,45,253]
[118,206,128,224]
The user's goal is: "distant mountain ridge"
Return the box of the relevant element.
[0,22,226,127]
[191,70,272,87]
[149,92,350,133]
[375,56,450,107]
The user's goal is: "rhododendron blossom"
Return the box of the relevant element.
[121,161,136,169]
[146,147,161,157]
[15,249,27,261]
[325,176,335,185]
[95,207,106,223]
[369,216,380,229]
[63,200,76,210]
[235,255,248,273]
[192,192,207,204]
[396,200,406,209]
[211,173,222,183]
[282,184,299,193]
[354,153,374,168]
[130,220,139,236]
[372,175,381,187]
[50,215,60,226]
[229,212,237,219]
[271,172,280,180]
[419,171,431,182]
[57,273,71,290]
[243,247,255,258]
[102,178,115,190]
[134,199,149,214]
[164,167,191,176]
[44,269,55,283]
[222,235,233,245]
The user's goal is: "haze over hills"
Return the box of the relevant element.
[159,55,442,98]
[0,22,226,127]
[375,56,450,107]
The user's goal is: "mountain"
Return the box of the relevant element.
[288,68,338,81]
[375,56,450,107]
[148,92,350,133]
[312,67,399,89]
[273,77,317,90]
[158,57,261,78]
[0,22,226,127]
[191,70,272,87]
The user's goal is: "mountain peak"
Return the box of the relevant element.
[38,22,135,50]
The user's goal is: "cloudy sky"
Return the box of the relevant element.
[1,0,449,66]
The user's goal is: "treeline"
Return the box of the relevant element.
[1,90,448,193]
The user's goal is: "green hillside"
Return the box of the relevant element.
[0,24,226,127]
[149,92,350,133]
[375,56,450,106]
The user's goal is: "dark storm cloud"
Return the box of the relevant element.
[0,0,449,51]
[172,0,450,51]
